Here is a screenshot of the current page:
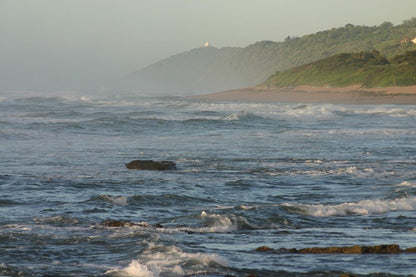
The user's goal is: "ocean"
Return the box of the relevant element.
[1,92,416,276]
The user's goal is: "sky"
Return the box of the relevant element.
[1,0,416,91]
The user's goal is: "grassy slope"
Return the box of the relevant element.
[222,18,416,85]
[265,50,416,88]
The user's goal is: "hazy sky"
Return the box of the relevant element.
[1,0,416,91]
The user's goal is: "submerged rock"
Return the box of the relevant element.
[255,244,408,254]
[298,244,402,254]
[100,219,135,227]
[404,247,416,253]
[255,246,274,252]
[125,160,177,170]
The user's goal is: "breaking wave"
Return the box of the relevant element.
[159,211,255,234]
[192,211,253,233]
[220,111,267,121]
[350,107,416,117]
[106,243,227,277]
[283,197,416,217]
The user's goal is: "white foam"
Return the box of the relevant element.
[271,165,375,178]
[283,197,416,217]
[351,107,416,117]
[197,211,237,232]
[100,195,128,205]
[234,205,256,210]
[196,210,257,232]
[187,101,343,122]
[106,243,227,277]
[79,96,91,102]
[160,211,252,234]
[1,224,32,232]
[112,260,154,277]
[103,211,248,236]
[282,105,337,120]
[221,111,258,121]
[396,181,416,187]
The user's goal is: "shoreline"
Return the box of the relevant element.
[192,85,416,105]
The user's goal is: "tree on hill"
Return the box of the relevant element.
[402,17,416,27]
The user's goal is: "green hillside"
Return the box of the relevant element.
[223,18,416,85]
[129,18,416,94]
[266,50,416,88]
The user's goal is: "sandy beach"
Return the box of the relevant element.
[193,85,416,105]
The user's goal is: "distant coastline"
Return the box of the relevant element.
[193,85,416,105]
[128,18,416,96]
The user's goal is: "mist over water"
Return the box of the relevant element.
[1,93,416,276]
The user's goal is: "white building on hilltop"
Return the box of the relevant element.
[204,42,211,47]
[401,37,416,44]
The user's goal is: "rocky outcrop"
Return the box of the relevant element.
[298,244,402,254]
[404,247,416,253]
[255,244,415,254]
[100,219,135,227]
[255,246,298,253]
[125,160,176,170]
[255,246,274,252]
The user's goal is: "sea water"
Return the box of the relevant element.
[1,92,416,276]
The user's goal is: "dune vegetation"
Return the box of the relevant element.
[265,50,416,88]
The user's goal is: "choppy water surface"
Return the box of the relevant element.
[1,93,416,276]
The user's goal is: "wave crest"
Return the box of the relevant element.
[106,243,227,277]
[221,111,265,121]
[93,195,128,205]
[283,197,416,217]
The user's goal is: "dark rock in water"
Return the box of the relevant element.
[255,246,274,252]
[339,274,357,277]
[126,160,177,170]
[298,244,402,254]
[404,247,416,253]
[367,244,402,254]
[298,245,361,254]
[255,244,405,254]
[101,219,135,227]
[254,246,297,253]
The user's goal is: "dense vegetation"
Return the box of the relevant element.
[130,18,416,94]
[265,50,416,88]
[225,18,416,85]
